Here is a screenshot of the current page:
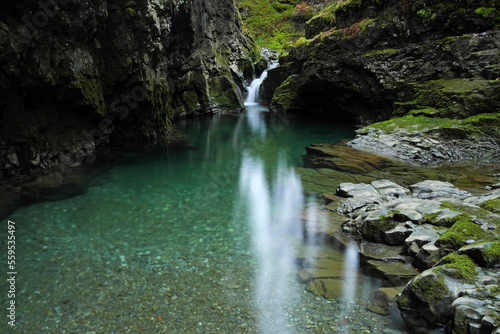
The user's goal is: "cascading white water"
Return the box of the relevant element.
[245,61,278,106]
[244,70,268,106]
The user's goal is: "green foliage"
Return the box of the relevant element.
[125,7,136,17]
[474,7,496,17]
[237,0,315,52]
[417,8,432,18]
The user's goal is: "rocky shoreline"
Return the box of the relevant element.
[297,143,500,333]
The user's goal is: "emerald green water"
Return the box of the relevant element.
[1,107,403,333]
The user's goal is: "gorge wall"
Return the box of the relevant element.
[265,0,500,162]
[0,0,255,180]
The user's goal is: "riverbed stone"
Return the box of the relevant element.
[404,224,443,258]
[305,279,344,299]
[367,287,403,316]
[371,180,411,199]
[297,267,348,282]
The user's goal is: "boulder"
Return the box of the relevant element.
[413,243,445,272]
[458,242,500,269]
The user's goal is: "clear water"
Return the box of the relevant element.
[1,106,402,333]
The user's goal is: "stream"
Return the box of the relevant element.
[1,73,412,333]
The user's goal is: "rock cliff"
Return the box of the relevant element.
[0,0,254,180]
[266,0,500,162]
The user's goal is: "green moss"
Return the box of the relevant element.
[377,213,398,230]
[480,198,500,214]
[407,107,443,117]
[411,272,449,304]
[209,76,241,109]
[125,7,135,17]
[484,241,500,266]
[359,115,459,134]
[333,0,363,13]
[147,84,174,127]
[72,74,106,115]
[436,78,492,93]
[437,253,477,282]
[364,48,398,57]
[474,7,496,17]
[270,75,301,111]
[437,215,492,250]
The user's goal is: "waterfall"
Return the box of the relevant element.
[245,61,278,106]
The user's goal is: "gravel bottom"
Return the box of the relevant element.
[2,193,405,334]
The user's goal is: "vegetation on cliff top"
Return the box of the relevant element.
[236,0,317,52]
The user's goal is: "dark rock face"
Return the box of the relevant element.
[266,0,500,133]
[0,0,254,179]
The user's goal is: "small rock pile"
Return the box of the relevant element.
[333,179,500,334]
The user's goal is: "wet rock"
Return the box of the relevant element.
[413,243,445,272]
[367,287,403,316]
[366,260,418,286]
[404,224,443,258]
[359,241,404,261]
[371,180,411,199]
[384,223,414,246]
[409,180,471,200]
[337,182,380,200]
[306,279,344,299]
[297,265,348,283]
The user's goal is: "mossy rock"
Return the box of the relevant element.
[437,214,493,250]
[361,211,399,243]
[72,74,106,116]
[436,253,478,283]
[269,74,301,113]
[394,78,500,120]
[181,90,200,112]
[398,270,449,306]
[459,241,500,268]
[480,198,500,214]
[208,76,242,110]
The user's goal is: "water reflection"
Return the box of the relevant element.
[342,241,360,303]
[239,151,305,333]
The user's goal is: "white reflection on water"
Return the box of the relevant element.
[343,241,360,303]
[239,152,304,333]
